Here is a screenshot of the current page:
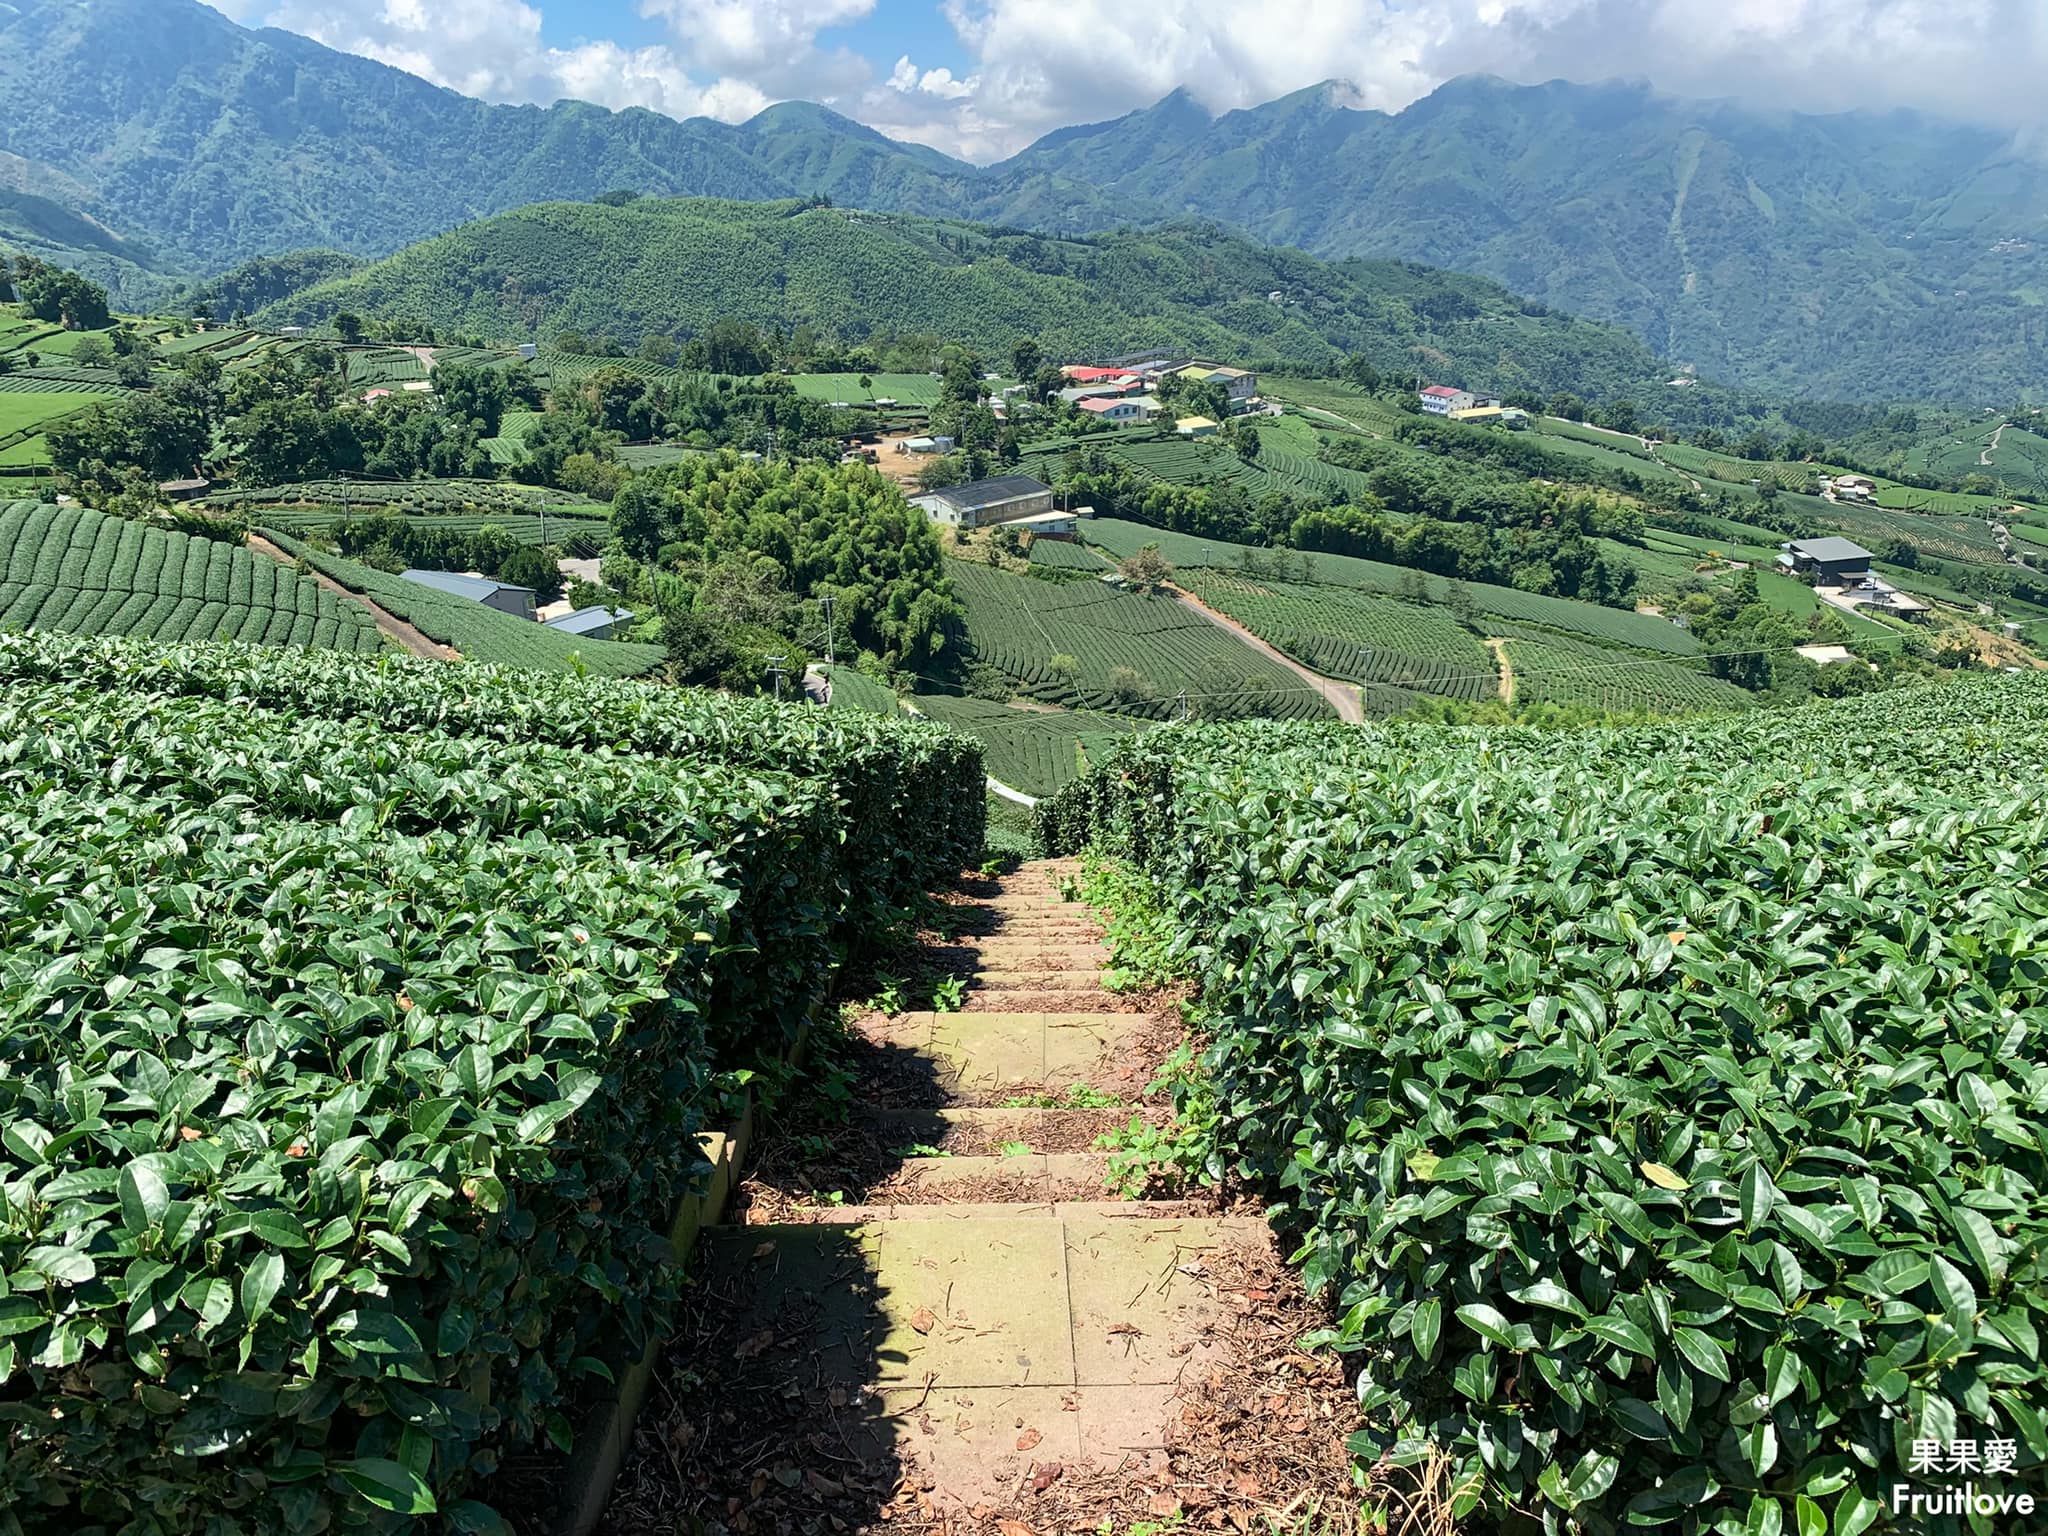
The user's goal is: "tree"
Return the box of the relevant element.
[70,334,113,369]
[1341,354,1382,392]
[498,544,565,604]
[15,259,111,330]
[1010,338,1043,383]
[434,361,511,436]
[636,333,681,368]
[333,312,365,344]
[1236,428,1262,464]
[1118,544,1174,593]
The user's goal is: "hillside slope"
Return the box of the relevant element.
[996,78,2048,402]
[258,198,1686,402]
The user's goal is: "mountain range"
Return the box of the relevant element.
[4,0,2046,403]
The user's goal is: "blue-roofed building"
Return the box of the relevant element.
[400,569,536,620]
[543,606,635,640]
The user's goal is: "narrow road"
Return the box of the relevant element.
[246,534,456,661]
[606,859,1356,1529]
[1485,636,1515,703]
[1982,422,2007,467]
[1164,582,1365,723]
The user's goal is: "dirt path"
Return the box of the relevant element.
[1164,582,1365,723]
[246,534,456,660]
[606,859,1358,1530]
[1485,635,1515,703]
[1982,422,2007,467]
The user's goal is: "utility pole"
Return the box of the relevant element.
[766,656,787,703]
[1176,689,1189,722]
[820,595,836,666]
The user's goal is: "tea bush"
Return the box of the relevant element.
[0,629,986,940]
[0,633,985,1533]
[1039,676,2048,1534]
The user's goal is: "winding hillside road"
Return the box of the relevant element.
[1485,636,1516,703]
[1164,582,1365,723]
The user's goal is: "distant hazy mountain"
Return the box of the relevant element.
[6,0,2046,401]
[261,196,1690,406]
[0,0,1126,286]
[996,78,2048,403]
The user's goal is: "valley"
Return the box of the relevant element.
[3,10,2047,1530]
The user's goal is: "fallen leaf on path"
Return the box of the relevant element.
[1148,1491,1183,1516]
[998,1522,1036,1536]
[1030,1462,1064,1493]
[753,1240,776,1258]
[734,1328,776,1359]
[1015,1428,1041,1451]
[909,1306,937,1334]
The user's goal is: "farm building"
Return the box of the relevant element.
[896,435,955,455]
[1827,474,1879,503]
[1078,396,1146,424]
[1778,537,1874,586]
[1004,509,1081,540]
[1064,366,1141,385]
[1419,385,1474,415]
[544,605,635,640]
[1176,416,1219,437]
[156,478,211,501]
[1173,364,1259,403]
[910,475,1056,530]
[401,569,537,620]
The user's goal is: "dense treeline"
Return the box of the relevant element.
[602,454,960,691]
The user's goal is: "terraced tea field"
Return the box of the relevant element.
[948,557,1328,720]
[1181,571,1498,707]
[909,693,1142,797]
[1082,519,1701,655]
[1497,628,1755,716]
[0,502,383,651]
[1027,537,1114,572]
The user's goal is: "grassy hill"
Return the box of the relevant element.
[259,198,1690,404]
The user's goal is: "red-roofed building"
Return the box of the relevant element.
[1419,385,1475,415]
[1064,365,1140,384]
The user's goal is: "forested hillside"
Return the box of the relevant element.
[997,77,2048,403]
[259,199,1689,404]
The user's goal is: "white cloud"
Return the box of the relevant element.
[220,0,2048,161]
[235,0,858,121]
[912,0,2048,159]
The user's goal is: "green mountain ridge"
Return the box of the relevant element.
[5,0,2047,401]
[255,196,1695,404]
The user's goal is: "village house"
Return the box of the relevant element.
[909,475,1056,530]
[1828,474,1879,503]
[1077,396,1146,425]
[1172,363,1260,406]
[1176,416,1219,437]
[1420,385,1475,415]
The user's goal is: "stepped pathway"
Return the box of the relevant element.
[607,859,1355,1531]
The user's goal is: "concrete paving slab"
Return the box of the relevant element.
[873,1218,1073,1387]
[1064,1215,1244,1386]
[925,1013,1047,1094]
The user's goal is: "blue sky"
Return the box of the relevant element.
[219,1,2046,162]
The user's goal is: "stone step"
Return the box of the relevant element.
[957,991,1136,1013]
[860,1011,1151,1100]
[965,940,1111,962]
[862,1104,1149,1157]
[969,969,1107,991]
[737,1198,1223,1224]
[872,1151,1112,1203]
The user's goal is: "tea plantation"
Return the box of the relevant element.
[0,629,984,1532]
[0,501,384,652]
[1039,675,2048,1534]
